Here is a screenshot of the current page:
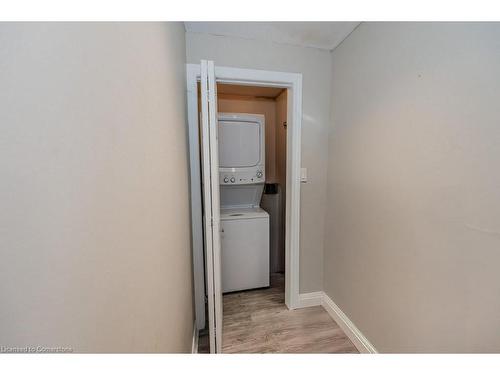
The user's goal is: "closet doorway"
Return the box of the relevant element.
[186,62,302,353]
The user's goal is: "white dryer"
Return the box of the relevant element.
[218,113,270,293]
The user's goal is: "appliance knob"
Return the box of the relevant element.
[256,171,263,178]
[223,176,229,183]
[230,177,236,183]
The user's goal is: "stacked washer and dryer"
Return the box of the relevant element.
[218,113,270,293]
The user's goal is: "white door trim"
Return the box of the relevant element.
[186,64,303,331]
[191,322,199,354]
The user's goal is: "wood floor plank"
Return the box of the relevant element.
[220,274,359,354]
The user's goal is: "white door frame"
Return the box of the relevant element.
[186,63,303,331]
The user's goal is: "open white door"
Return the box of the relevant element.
[200,60,223,353]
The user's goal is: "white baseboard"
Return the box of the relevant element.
[296,291,324,308]
[297,292,377,353]
[321,294,377,353]
[191,322,199,354]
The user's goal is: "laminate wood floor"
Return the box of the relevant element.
[199,273,358,353]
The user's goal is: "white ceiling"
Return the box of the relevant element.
[184,22,360,51]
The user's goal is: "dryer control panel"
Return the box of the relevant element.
[219,168,265,185]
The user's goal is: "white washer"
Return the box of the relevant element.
[221,208,269,293]
[218,113,270,293]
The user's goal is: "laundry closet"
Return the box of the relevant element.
[216,83,287,292]
[195,81,288,351]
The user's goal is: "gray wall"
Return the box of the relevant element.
[0,22,194,352]
[325,22,500,352]
[186,32,332,293]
